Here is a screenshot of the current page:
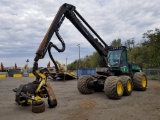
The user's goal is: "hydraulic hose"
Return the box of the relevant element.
[47,31,66,78]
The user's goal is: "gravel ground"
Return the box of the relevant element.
[0,77,160,120]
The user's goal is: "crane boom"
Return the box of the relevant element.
[34,3,109,69]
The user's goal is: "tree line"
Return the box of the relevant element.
[67,28,160,70]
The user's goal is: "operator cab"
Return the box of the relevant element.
[108,46,129,73]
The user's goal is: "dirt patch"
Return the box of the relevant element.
[79,100,96,109]
[67,100,96,120]
[0,77,160,120]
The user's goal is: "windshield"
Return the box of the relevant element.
[108,50,122,66]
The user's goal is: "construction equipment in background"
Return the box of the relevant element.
[0,62,4,72]
[14,63,17,69]
[13,3,147,113]
[48,60,76,80]
[0,62,7,78]
[47,61,51,68]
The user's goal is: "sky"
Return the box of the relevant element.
[0,0,160,67]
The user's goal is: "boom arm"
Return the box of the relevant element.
[33,3,109,72]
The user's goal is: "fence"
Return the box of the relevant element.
[143,69,160,80]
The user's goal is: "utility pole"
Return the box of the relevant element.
[66,58,67,71]
[77,44,80,68]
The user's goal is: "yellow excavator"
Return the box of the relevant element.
[48,60,76,80]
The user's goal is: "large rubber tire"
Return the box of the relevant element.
[77,75,94,94]
[32,101,45,113]
[133,72,147,91]
[104,76,124,100]
[120,76,132,96]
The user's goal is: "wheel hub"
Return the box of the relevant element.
[117,82,123,95]
[142,76,147,88]
[127,80,132,92]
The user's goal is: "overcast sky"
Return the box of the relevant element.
[0,0,160,67]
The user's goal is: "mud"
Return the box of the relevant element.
[0,77,160,120]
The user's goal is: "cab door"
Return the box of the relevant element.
[120,49,129,73]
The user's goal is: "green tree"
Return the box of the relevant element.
[128,28,160,68]
[110,38,122,47]
[142,28,160,67]
[125,38,135,50]
[68,28,160,70]
[67,52,100,70]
